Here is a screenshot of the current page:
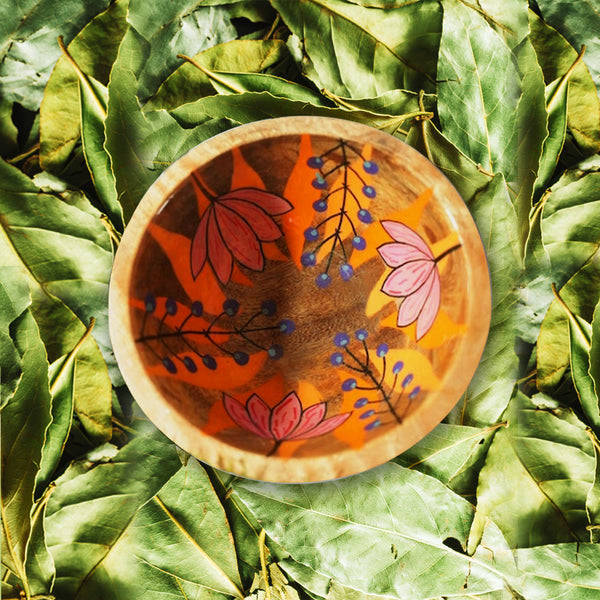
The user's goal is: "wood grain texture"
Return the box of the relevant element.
[109,117,491,482]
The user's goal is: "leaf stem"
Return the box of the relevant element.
[258,529,271,600]
[547,46,586,113]
[177,54,244,94]
[57,36,106,119]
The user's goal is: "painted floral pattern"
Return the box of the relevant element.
[224,391,351,454]
[377,220,460,340]
[190,174,293,285]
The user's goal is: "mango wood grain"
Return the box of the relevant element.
[109,116,491,482]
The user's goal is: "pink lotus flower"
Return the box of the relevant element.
[224,391,351,454]
[377,220,460,340]
[191,183,293,285]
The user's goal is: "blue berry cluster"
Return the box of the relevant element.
[301,144,380,288]
[328,328,421,429]
[140,294,295,374]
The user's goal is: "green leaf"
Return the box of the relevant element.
[145,39,291,111]
[470,392,595,548]
[534,0,600,92]
[234,463,511,599]
[514,543,600,599]
[0,268,52,598]
[45,432,181,599]
[126,0,241,103]
[56,37,122,230]
[24,487,55,596]
[36,320,96,496]
[449,174,522,426]
[123,459,245,599]
[528,10,600,155]
[394,422,503,496]
[0,0,111,111]
[0,159,114,440]
[586,429,600,543]
[552,286,600,433]
[176,55,327,105]
[406,116,491,203]
[591,299,600,400]
[0,96,18,159]
[538,250,600,394]
[38,0,129,173]
[514,35,548,215]
[437,0,519,191]
[270,0,441,96]
[474,0,529,48]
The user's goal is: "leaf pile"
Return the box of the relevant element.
[2,1,600,599]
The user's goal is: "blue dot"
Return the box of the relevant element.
[357,209,373,223]
[392,361,404,375]
[279,319,296,334]
[191,301,203,316]
[339,263,354,281]
[223,299,239,316]
[304,227,319,241]
[261,300,277,316]
[402,374,414,387]
[183,356,197,373]
[301,252,316,267]
[352,236,366,250]
[311,176,328,190]
[360,409,376,420]
[202,355,217,370]
[145,293,156,313]
[342,378,357,391]
[362,186,376,199]
[365,419,382,431]
[268,345,283,359]
[165,298,177,315]
[363,161,379,174]
[354,397,369,408]
[313,200,328,212]
[316,273,331,288]
[334,333,350,347]
[162,357,177,373]
[409,386,421,400]
[307,156,324,168]
[376,343,389,357]
[355,329,368,341]
[330,352,344,366]
[233,351,249,366]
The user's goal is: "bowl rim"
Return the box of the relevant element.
[109,115,491,483]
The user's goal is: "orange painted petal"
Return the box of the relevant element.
[270,391,302,440]
[231,147,265,190]
[215,205,264,271]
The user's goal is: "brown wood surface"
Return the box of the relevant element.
[109,116,491,482]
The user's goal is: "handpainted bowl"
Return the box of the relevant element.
[109,117,491,482]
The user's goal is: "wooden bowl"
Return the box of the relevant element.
[109,117,491,482]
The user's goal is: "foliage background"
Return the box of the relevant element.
[1,0,600,598]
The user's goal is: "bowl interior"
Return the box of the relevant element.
[112,118,490,481]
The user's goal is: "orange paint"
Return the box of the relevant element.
[281,134,321,269]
